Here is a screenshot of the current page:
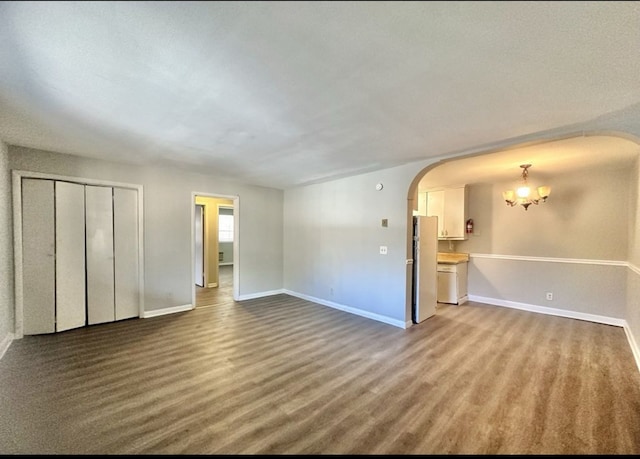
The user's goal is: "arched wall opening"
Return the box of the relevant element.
[404,130,640,327]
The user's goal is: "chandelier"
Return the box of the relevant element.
[502,164,551,211]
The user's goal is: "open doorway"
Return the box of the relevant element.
[192,193,239,308]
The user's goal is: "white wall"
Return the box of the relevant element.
[284,160,433,327]
[627,157,640,362]
[10,146,283,313]
[219,242,233,264]
[432,166,631,321]
[0,140,13,356]
[449,166,630,260]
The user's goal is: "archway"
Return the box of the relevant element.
[404,131,640,326]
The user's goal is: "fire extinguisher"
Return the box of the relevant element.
[466,219,474,234]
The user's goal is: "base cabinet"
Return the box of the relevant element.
[437,262,468,305]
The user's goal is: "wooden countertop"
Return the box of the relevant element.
[437,252,470,264]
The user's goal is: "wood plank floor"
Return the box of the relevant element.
[1,282,640,454]
[195,264,233,309]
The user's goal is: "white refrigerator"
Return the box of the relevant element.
[412,215,438,323]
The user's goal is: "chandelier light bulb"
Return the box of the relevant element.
[516,186,530,198]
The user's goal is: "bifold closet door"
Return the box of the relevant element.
[113,188,139,320]
[22,179,55,335]
[86,185,115,325]
[55,181,86,332]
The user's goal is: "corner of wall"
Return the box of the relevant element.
[0,139,15,358]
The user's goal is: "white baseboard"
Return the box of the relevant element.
[237,289,285,301]
[207,282,218,288]
[469,294,640,373]
[0,332,14,360]
[623,322,640,374]
[219,262,233,266]
[283,289,408,329]
[468,294,626,327]
[143,303,194,318]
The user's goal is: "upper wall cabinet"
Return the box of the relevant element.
[425,185,468,240]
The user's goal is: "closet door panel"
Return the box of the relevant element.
[55,181,86,332]
[86,185,115,325]
[22,179,55,335]
[113,188,139,320]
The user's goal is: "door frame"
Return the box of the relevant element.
[12,170,145,339]
[194,204,205,287]
[191,192,239,308]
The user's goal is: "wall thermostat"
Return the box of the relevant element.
[375,183,383,191]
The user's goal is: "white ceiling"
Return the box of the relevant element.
[1,1,640,189]
[419,134,640,190]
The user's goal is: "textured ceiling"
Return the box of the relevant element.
[1,1,640,189]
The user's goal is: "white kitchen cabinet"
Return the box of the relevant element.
[426,185,468,240]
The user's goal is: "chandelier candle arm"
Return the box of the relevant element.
[502,164,551,210]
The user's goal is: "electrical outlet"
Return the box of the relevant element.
[546,292,553,301]
[379,246,388,255]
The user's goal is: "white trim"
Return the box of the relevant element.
[470,253,627,267]
[12,172,24,338]
[471,284,640,373]
[627,263,640,372]
[622,322,640,374]
[143,304,194,318]
[0,333,14,360]
[469,296,639,373]
[219,262,233,266]
[238,289,285,301]
[470,257,640,373]
[207,283,218,288]
[12,170,142,190]
[191,192,240,310]
[137,183,145,323]
[468,294,626,327]
[12,170,145,338]
[283,289,408,329]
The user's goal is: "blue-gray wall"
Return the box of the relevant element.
[9,146,283,313]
